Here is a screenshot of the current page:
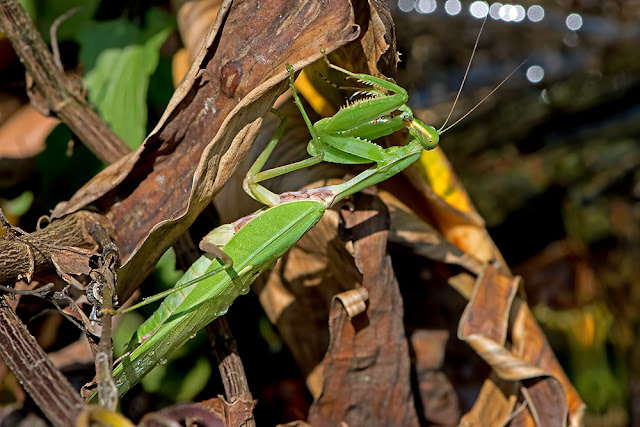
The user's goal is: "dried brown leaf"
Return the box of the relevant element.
[457,263,584,426]
[334,287,368,318]
[410,329,461,425]
[380,190,484,274]
[0,104,56,158]
[511,301,586,426]
[459,376,519,426]
[307,193,419,426]
[48,246,95,285]
[360,0,398,75]
[50,0,360,299]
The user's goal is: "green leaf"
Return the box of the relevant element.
[112,311,145,359]
[78,8,174,148]
[2,191,34,217]
[154,248,185,291]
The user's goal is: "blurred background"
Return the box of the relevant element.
[392,1,639,425]
[0,0,638,425]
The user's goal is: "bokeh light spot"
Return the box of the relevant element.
[470,1,489,18]
[416,0,437,14]
[398,0,414,12]
[526,65,545,83]
[489,3,502,19]
[566,13,583,30]
[527,5,544,22]
[445,0,462,15]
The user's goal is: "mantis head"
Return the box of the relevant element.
[409,118,439,151]
[397,105,439,150]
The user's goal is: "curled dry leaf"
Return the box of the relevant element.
[50,0,360,299]
[334,287,368,318]
[307,193,419,426]
[458,263,585,426]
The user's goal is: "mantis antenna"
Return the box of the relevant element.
[438,17,528,135]
[438,16,487,133]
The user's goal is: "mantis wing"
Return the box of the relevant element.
[105,200,326,398]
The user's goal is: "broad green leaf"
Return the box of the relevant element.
[78,9,174,148]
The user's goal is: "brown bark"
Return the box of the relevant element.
[0,297,84,426]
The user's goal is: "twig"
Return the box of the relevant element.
[0,0,130,163]
[50,7,80,71]
[87,223,120,410]
[0,283,54,297]
[207,318,256,411]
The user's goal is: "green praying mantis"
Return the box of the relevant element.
[99,37,523,398]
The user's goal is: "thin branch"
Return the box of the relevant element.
[87,223,120,410]
[50,7,80,71]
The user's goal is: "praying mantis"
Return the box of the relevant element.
[101,62,442,398]
[102,37,522,398]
